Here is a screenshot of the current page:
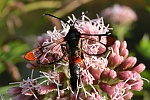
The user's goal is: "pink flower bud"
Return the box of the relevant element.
[119,57,137,70]
[38,83,57,95]
[70,92,76,100]
[132,63,146,73]
[112,40,120,55]
[26,63,36,69]
[108,52,116,61]
[109,70,117,79]
[89,65,104,83]
[59,90,65,98]
[101,68,110,78]
[101,68,117,79]
[117,71,141,81]
[59,72,66,83]
[78,92,85,99]
[128,79,144,91]
[8,87,22,96]
[123,91,133,99]
[99,82,114,94]
[120,49,129,59]
[120,41,127,51]
[108,54,124,68]
[37,36,44,45]
[86,92,104,100]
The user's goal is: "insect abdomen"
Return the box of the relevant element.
[69,62,80,91]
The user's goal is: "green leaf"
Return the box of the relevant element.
[13,1,62,15]
[137,34,150,59]
[0,40,30,64]
[0,63,5,74]
[0,85,17,94]
[0,0,9,13]
[146,6,150,12]
[0,85,18,99]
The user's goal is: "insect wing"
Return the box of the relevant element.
[24,47,43,61]
[81,34,115,55]
[25,38,65,64]
[104,35,115,46]
[43,43,64,64]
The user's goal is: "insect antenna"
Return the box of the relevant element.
[44,11,89,27]
[43,13,71,26]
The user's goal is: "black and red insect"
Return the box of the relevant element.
[24,13,115,91]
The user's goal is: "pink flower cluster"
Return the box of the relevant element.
[101,4,137,25]
[9,13,145,100]
[100,41,145,99]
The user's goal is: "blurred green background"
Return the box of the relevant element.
[0,0,150,99]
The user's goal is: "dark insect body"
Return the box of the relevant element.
[64,26,82,91]
[24,13,116,91]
